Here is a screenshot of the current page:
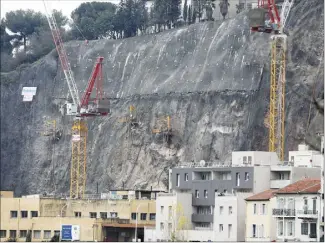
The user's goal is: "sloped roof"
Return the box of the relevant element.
[245,189,278,201]
[276,178,320,194]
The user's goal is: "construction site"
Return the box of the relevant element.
[0,0,324,241]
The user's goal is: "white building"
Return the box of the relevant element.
[272,178,321,242]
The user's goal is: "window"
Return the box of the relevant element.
[10,211,17,218]
[131,213,137,220]
[245,172,249,181]
[290,156,294,162]
[219,224,223,232]
[252,224,256,238]
[260,224,264,238]
[149,213,156,220]
[19,230,27,238]
[248,156,252,164]
[301,222,308,235]
[243,156,247,164]
[21,211,28,218]
[229,206,233,215]
[168,223,172,232]
[220,206,224,215]
[54,231,60,237]
[33,230,41,239]
[287,221,294,236]
[279,173,284,180]
[0,230,6,238]
[110,212,118,218]
[43,230,51,239]
[253,204,257,214]
[100,212,107,219]
[140,213,147,220]
[261,204,266,215]
[236,172,240,186]
[160,206,164,214]
[74,211,81,217]
[201,172,210,180]
[176,174,180,187]
[278,221,283,236]
[185,173,189,181]
[9,230,16,238]
[89,212,97,218]
[204,190,208,198]
[228,224,232,238]
[160,222,164,230]
[168,206,172,220]
[31,211,38,218]
[197,206,210,215]
[195,190,199,198]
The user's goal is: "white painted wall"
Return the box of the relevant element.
[214,195,238,241]
[177,229,214,241]
[156,193,177,241]
[289,144,322,167]
[253,166,272,194]
[232,151,279,167]
[144,227,156,242]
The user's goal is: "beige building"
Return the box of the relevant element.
[0,190,159,242]
[245,189,277,241]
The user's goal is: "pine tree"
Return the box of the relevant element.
[183,0,188,23]
[187,5,192,24]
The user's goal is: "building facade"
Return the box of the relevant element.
[0,190,158,242]
[245,189,277,241]
[272,179,321,242]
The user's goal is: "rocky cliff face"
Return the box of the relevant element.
[1,0,323,195]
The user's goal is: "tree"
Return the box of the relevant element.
[183,0,188,23]
[0,20,15,55]
[219,0,230,20]
[71,2,117,39]
[4,10,46,51]
[187,5,192,24]
[205,0,216,21]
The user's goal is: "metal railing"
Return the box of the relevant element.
[272,208,296,216]
[297,210,318,215]
[101,218,130,224]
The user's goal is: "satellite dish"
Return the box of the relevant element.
[200,160,206,166]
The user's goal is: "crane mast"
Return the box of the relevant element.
[249,0,294,161]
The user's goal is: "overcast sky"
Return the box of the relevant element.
[1,0,120,19]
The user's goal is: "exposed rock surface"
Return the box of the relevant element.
[1,0,323,195]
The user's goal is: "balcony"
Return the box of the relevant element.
[297,210,318,218]
[272,208,296,217]
[270,180,291,189]
[191,214,213,223]
[101,218,130,224]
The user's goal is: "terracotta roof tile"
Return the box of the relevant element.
[276,178,320,194]
[245,189,278,201]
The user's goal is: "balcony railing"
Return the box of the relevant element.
[272,208,296,216]
[101,218,130,224]
[297,210,318,215]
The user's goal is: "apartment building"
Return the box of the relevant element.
[272,178,321,242]
[245,189,277,241]
[0,190,158,242]
[270,144,321,189]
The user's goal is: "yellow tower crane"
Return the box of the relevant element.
[249,0,294,161]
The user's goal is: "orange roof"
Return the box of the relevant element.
[246,189,278,201]
[276,178,320,194]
